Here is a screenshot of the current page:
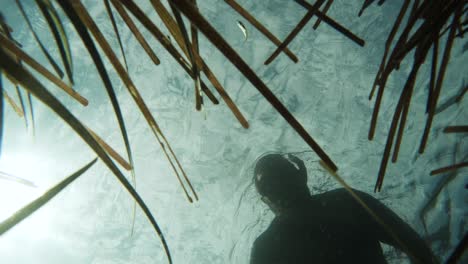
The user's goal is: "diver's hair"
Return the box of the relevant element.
[250,151,279,183]
[253,153,308,204]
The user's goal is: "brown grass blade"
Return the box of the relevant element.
[115,0,203,202]
[149,1,239,115]
[369,0,421,140]
[4,76,30,131]
[426,35,438,113]
[0,46,172,263]
[111,0,160,65]
[295,0,365,47]
[26,92,35,137]
[2,22,13,33]
[0,22,22,49]
[112,0,219,104]
[170,0,338,172]
[265,0,326,65]
[103,0,129,71]
[14,85,28,128]
[141,0,201,198]
[16,0,65,79]
[419,3,461,154]
[454,84,467,103]
[0,16,20,50]
[3,48,35,136]
[313,0,333,29]
[368,0,410,100]
[150,0,202,111]
[120,1,244,126]
[0,34,88,106]
[391,95,410,163]
[0,32,22,48]
[86,126,132,170]
[443,126,468,133]
[200,81,218,104]
[376,27,433,186]
[391,33,434,163]
[393,1,458,63]
[430,161,468,176]
[58,0,139,235]
[70,0,195,203]
[224,0,298,63]
[1,46,30,128]
[2,88,24,117]
[2,59,28,130]
[408,0,421,28]
[198,57,248,127]
[358,0,375,16]
[35,0,74,85]
[190,0,203,109]
[167,2,202,110]
[0,159,97,236]
[375,65,420,191]
[0,13,32,130]
[455,9,464,38]
[149,0,190,57]
[374,98,401,191]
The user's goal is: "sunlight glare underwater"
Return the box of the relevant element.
[0,151,50,226]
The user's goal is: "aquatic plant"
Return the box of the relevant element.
[0,0,466,263]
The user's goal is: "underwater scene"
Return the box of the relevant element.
[0,0,467,263]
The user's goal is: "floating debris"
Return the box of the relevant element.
[0,171,36,187]
[237,20,248,42]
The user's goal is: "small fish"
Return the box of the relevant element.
[237,20,248,42]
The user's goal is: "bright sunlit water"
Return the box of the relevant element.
[0,151,48,222]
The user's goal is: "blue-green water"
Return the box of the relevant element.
[0,0,466,263]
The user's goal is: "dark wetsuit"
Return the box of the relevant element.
[250,188,436,264]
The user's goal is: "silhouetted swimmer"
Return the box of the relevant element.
[250,154,438,264]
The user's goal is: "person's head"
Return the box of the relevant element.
[254,154,309,215]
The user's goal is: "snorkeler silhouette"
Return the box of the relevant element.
[250,154,438,264]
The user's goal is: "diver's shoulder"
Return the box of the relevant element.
[314,187,370,197]
[311,188,372,206]
[252,223,277,252]
[312,187,348,199]
[254,218,280,243]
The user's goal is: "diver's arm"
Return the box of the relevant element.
[357,191,439,264]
